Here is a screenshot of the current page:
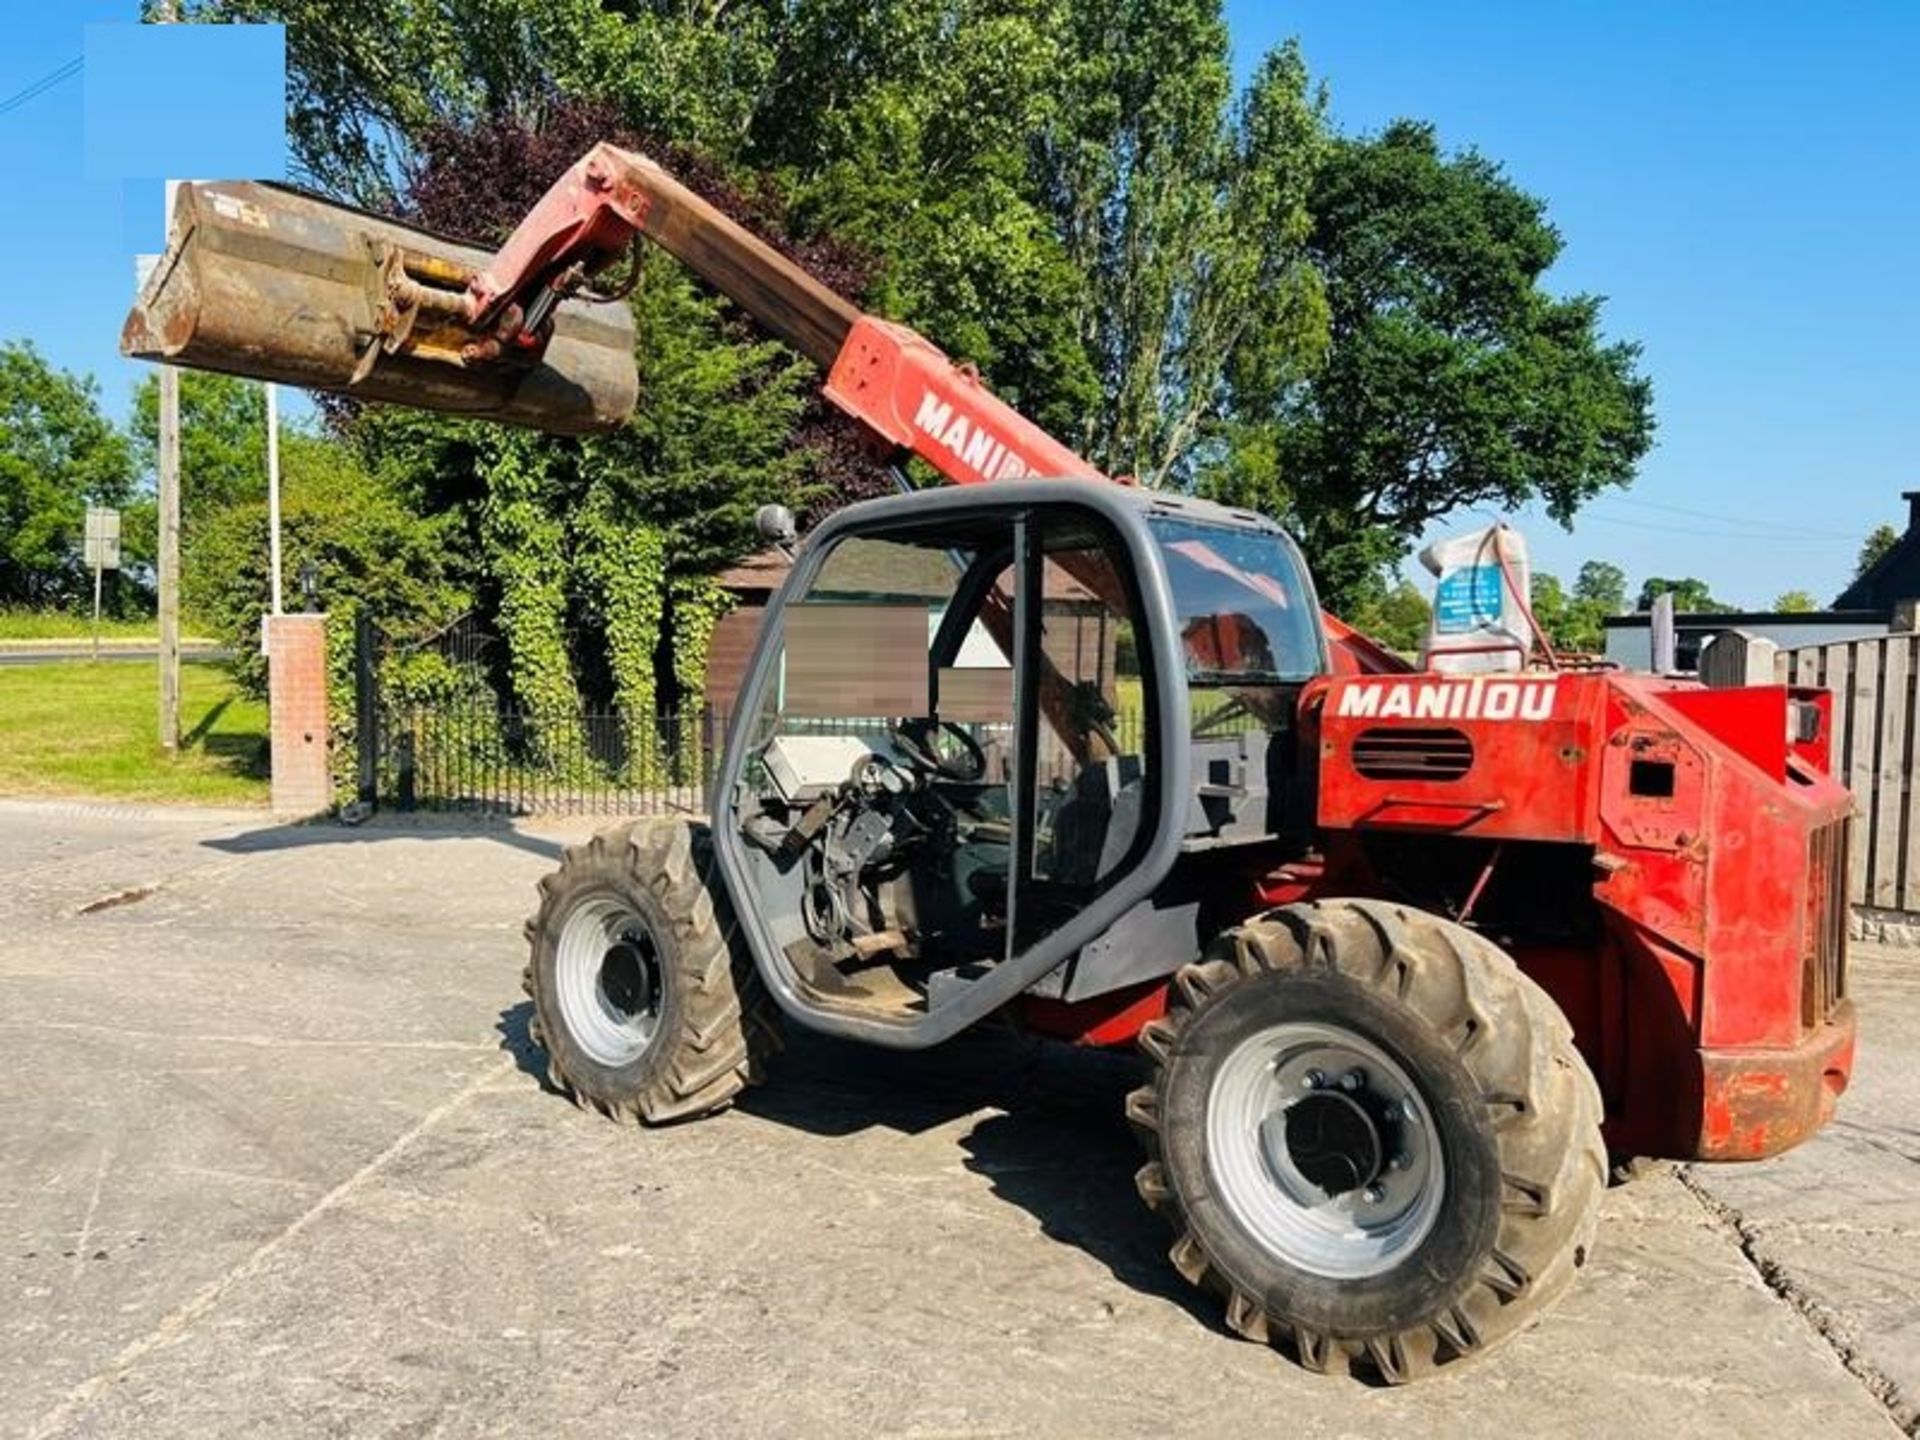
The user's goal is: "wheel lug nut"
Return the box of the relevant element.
[1339,1068,1366,1093]
[1301,1067,1326,1090]
[1390,1153,1410,1171]
[1362,1184,1386,1204]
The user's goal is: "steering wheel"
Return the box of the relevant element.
[890,717,987,783]
[850,751,913,798]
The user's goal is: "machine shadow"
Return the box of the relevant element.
[495,996,1227,1335]
[203,816,566,864]
[738,1026,1229,1336]
[496,1000,568,1095]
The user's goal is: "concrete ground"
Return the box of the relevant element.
[1,800,1913,1439]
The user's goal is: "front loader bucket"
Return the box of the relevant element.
[122,181,637,435]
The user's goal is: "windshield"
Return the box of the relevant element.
[1149,518,1322,685]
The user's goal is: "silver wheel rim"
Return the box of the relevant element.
[1206,1020,1444,1280]
[554,897,665,1068]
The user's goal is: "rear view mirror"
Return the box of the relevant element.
[756,504,798,548]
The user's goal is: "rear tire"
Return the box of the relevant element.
[1128,899,1604,1383]
[523,819,780,1124]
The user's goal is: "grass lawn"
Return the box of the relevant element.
[0,659,269,806]
[0,609,163,642]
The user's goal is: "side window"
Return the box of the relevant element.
[747,526,1014,774]
[933,558,1017,781]
[781,536,956,721]
[735,522,1022,983]
[1028,524,1152,890]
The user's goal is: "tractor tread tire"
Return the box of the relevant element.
[523,819,781,1125]
[1128,899,1604,1384]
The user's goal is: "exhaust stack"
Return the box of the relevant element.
[122,182,637,435]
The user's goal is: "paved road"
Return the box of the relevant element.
[0,801,1911,1438]
[0,645,227,667]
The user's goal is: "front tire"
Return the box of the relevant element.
[523,819,780,1124]
[1128,900,1604,1383]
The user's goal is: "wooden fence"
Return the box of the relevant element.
[1777,630,1920,912]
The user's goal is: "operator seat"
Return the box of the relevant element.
[1045,755,1146,887]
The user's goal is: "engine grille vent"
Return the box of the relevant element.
[1350,727,1474,782]
[1804,818,1849,1026]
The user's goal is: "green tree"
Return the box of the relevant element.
[0,341,138,610]
[1530,569,1608,652]
[755,0,1100,445]
[1350,577,1430,655]
[1854,523,1899,580]
[178,0,1331,491]
[1637,576,1722,613]
[1529,572,1572,650]
[1033,18,1327,483]
[1772,589,1817,613]
[348,209,810,716]
[188,429,467,698]
[173,3,1650,664]
[749,0,1330,485]
[1574,559,1628,615]
[1216,121,1655,609]
[156,0,718,204]
[131,369,267,529]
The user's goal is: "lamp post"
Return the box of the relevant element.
[267,382,283,614]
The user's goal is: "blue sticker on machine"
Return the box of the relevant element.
[1433,564,1504,633]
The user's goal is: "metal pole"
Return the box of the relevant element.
[1650,591,1677,676]
[355,610,378,809]
[91,558,102,663]
[153,0,183,746]
[157,364,182,751]
[266,381,283,614]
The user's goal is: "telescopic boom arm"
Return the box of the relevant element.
[461,143,1103,493]
[451,143,1404,674]
[120,141,1404,672]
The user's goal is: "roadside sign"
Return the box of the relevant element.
[84,506,122,663]
[84,507,122,570]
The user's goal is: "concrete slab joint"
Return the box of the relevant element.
[264,612,330,818]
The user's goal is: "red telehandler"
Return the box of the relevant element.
[125,143,1855,1383]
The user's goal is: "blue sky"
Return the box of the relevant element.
[1229,0,1920,604]
[0,3,287,423]
[2,3,1915,606]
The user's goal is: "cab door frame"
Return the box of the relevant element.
[710,480,1193,1049]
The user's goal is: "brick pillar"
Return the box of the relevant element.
[265,613,331,817]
